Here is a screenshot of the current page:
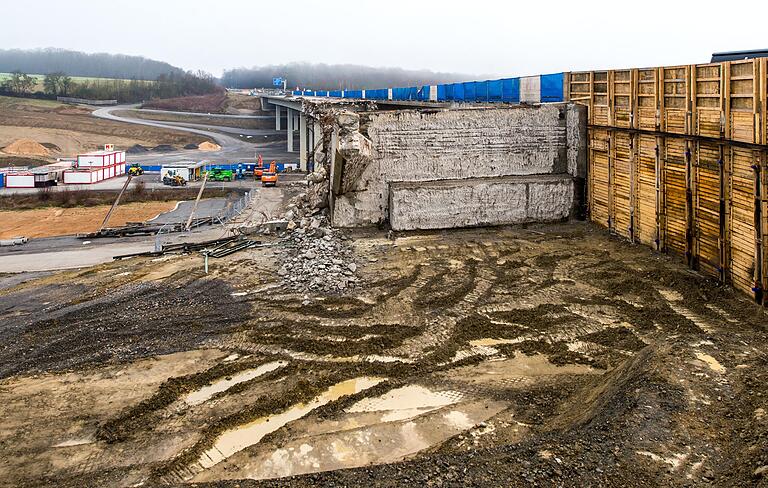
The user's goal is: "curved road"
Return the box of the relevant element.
[92,105,293,165]
[134,107,273,119]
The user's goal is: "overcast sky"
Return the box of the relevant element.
[2,0,766,78]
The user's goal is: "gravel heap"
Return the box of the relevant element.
[277,213,358,293]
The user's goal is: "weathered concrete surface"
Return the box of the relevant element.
[330,103,586,228]
[388,175,573,231]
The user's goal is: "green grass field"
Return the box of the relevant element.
[0,73,153,91]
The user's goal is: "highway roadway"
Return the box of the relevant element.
[92,105,294,165]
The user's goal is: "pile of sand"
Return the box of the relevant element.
[2,138,50,157]
[198,141,221,151]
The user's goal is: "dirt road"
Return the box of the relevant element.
[0,219,765,487]
[0,96,209,159]
[92,106,293,165]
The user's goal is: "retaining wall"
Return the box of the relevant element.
[330,102,587,229]
[389,175,573,231]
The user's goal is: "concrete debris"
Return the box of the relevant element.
[277,186,358,293]
[277,211,358,293]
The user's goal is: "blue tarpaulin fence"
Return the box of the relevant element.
[290,72,564,104]
[540,73,564,102]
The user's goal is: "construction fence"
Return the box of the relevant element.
[565,58,768,303]
[292,73,566,104]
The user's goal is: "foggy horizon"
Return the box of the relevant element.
[2,0,766,79]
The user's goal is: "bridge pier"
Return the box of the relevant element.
[286,108,295,152]
[275,105,281,131]
[299,113,308,171]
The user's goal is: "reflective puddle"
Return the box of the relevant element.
[53,438,92,448]
[469,337,521,347]
[347,385,464,422]
[695,352,725,373]
[185,361,287,406]
[197,377,385,470]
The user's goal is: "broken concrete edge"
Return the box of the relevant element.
[388,175,573,231]
[293,101,588,231]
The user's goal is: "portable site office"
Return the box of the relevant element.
[159,161,207,182]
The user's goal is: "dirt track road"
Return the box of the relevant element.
[92,106,294,165]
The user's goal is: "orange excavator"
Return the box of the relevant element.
[261,161,278,186]
[254,154,265,179]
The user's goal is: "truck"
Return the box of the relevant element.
[207,168,234,182]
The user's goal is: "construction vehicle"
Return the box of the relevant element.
[254,154,265,179]
[127,163,144,176]
[162,174,187,186]
[207,167,234,182]
[261,161,278,186]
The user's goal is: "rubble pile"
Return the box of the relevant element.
[278,217,358,293]
[276,193,358,293]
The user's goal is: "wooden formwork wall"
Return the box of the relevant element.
[567,58,768,303]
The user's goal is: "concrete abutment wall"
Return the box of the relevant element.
[322,102,587,230]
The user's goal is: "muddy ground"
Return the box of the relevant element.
[0,221,766,487]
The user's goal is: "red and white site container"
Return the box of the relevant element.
[5,172,35,188]
[63,145,126,185]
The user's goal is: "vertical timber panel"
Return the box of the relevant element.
[612,131,633,238]
[695,142,723,278]
[664,138,688,256]
[728,60,759,298]
[590,129,611,227]
[637,135,658,247]
[593,71,609,126]
[761,59,768,303]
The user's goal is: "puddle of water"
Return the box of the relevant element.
[694,353,725,373]
[658,289,683,302]
[231,292,249,297]
[447,345,501,364]
[443,410,474,430]
[53,438,92,448]
[197,377,384,470]
[469,338,522,347]
[222,354,240,362]
[347,385,464,423]
[364,354,416,364]
[185,361,287,406]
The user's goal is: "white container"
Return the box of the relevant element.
[6,174,35,188]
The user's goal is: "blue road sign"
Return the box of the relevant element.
[273,77,284,86]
